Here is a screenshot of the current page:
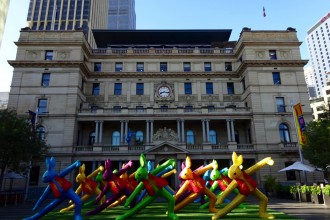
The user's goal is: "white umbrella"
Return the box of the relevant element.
[278,161,316,172]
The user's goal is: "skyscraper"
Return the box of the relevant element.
[108,0,136,29]
[305,12,330,97]
[26,0,108,45]
[0,0,10,48]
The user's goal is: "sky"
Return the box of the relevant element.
[0,0,330,92]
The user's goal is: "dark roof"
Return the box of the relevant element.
[92,29,232,48]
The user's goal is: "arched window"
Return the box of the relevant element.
[135,131,143,143]
[209,130,217,144]
[36,126,45,140]
[279,123,291,142]
[89,131,95,145]
[112,131,120,146]
[186,130,195,144]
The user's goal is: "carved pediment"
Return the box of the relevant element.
[144,142,188,154]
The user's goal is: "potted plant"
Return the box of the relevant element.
[289,185,300,201]
[300,185,311,202]
[322,184,330,207]
[263,175,277,197]
[310,185,324,204]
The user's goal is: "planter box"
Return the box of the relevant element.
[292,192,301,201]
[311,194,324,204]
[300,193,311,202]
[324,194,330,207]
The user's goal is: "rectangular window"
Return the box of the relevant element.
[160,105,168,112]
[185,105,193,112]
[92,83,100,96]
[136,106,144,113]
[38,99,48,114]
[115,62,123,72]
[208,105,215,112]
[204,62,212,71]
[183,62,191,72]
[269,50,277,60]
[160,62,167,72]
[276,97,286,112]
[136,83,144,95]
[94,62,101,72]
[206,82,213,94]
[225,62,232,71]
[242,77,246,91]
[185,82,192,94]
[227,82,234,94]
[114,83,122,95]
[45,50,53,60]
[136,62,144,72]
[285,162,296,181]
[113,106,121,112]
[272,72,281,85]
[41,73,50,86]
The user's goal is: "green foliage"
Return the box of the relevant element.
[300,185,310,194]
[302,107,330,170]
[323,184,330,196]
[289,185,298,194]
[263,175,278,192]
[310,185,322,195]
[0,109,48,188]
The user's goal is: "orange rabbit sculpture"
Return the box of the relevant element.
[212,152,274,220]
[174,156,218,213]
[60,164,105,212]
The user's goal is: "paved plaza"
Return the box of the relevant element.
[0,197,329,220]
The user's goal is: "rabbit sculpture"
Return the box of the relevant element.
[115,154,178,220]
[24,157,82,220]
[137,160,176,202]
[200,162,241,209]
[174,156,218,213]
[85,159,134,216]
[212,152,274,220]
[60,164,105,212]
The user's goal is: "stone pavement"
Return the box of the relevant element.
[0,197,329,220]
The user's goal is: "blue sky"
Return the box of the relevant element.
[0,0,330,92]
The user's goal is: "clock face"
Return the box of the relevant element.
[158,86,170,98]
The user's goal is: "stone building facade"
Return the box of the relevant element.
[8,28,323,189]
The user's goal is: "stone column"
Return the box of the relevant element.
[125,120,129,144]
[99,121,103,144]
[226,119,231,141]
[206,120,210,142]
[231,120,235,142]
[150,120,154,143]
[177,119,181,142]
[120,121,124,143]
[146,120,150,143]
[201,120,206,143]
[181,120,185,143]
[95,121,99,144]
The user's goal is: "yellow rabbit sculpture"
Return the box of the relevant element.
[212,152,274,220]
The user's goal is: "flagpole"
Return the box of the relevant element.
[290,104,307,184]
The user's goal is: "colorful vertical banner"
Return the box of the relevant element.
[293,103,306,145]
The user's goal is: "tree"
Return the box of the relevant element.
[0,109,48,189]
[302,106,330,175]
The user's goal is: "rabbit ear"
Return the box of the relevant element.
[185,156,191,169]
[232,152,243,166]
[213,160,218,170]
[147,161,152,172]
[181,161,185,170]
[232,152,238,163]
[79,164,85,174]
[105,160,111,170]
[48,157,56,169]
[45,158,51,170]
[140,154,146,168]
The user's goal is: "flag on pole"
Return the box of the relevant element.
[293,103,306,145]
[263,7,266,17]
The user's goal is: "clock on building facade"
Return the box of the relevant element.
[155,82,174,100]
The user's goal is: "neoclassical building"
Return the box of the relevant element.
[8,28,322,190]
